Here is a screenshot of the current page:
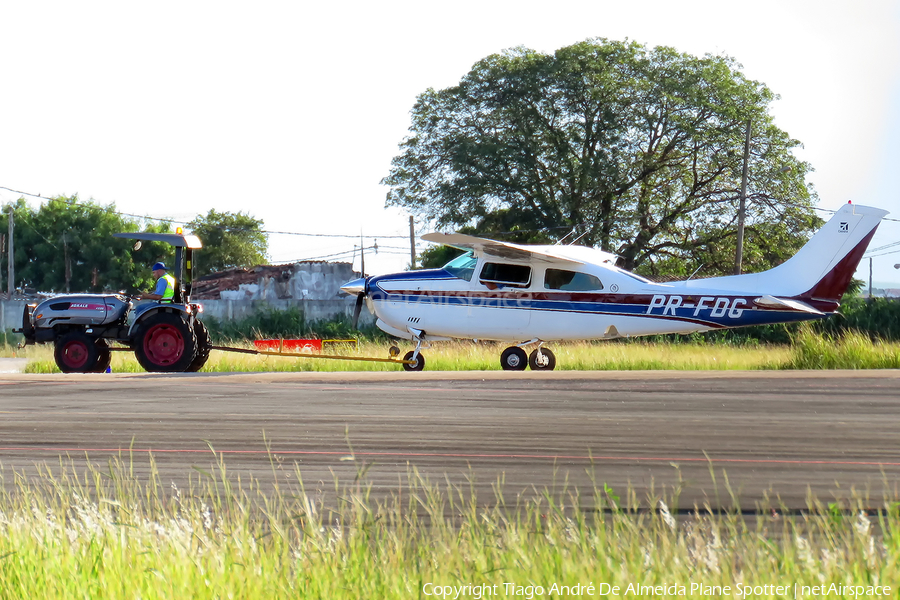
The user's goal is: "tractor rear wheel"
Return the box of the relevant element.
[185,319,212,372]
[134,312,197,372]
[54,331,100,373]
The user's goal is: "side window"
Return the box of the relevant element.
[479,262,532,288]
[544,268,604,291]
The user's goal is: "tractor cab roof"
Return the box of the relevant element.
[113,232,203,249]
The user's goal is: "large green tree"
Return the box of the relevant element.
[2,196,172,293]
[384,38,820,276]
[187,210,268,277]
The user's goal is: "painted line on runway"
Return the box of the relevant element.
[1,446,899,468]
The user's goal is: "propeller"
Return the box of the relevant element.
[352,292,364,329]
[340,276,369,330]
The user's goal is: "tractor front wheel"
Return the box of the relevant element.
[54,331,100,373]
[134,312,197,372]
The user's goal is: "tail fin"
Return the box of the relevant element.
[683,203,888,301]
[793,204,886,301]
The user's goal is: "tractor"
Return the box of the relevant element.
[15,231,212,373]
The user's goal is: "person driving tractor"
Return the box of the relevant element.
[139,262,176,302]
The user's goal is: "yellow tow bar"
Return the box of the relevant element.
[210,345,415,366]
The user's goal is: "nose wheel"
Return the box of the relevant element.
[402,350,426,371]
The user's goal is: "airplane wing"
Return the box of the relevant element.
[421,232,594,265]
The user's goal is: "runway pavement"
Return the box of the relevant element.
[0,370,898,510]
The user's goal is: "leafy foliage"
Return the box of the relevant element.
[187,209,268,277]
[386,38,820,275]
[2,196,172,293]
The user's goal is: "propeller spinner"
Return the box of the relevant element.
[340,277,368,329]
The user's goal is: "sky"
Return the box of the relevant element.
[2,0,899,285]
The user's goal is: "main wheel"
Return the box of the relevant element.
[185,319,212,372]
[54,331,100,373]
[134,312,197,372]
[90,339,112,373]
[528,347,556,371]
[402,350,426,371]
[500,346,527,371]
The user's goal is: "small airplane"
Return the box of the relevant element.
[341,202,887,371]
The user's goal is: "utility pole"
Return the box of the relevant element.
[409,216,416,270]
[7,207,13,297]
[359,232,365,277]
[63,233,71,293]
[869,257,873,299]
[734,119,752,275]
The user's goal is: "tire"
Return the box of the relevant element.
[134,311,197,372]
[54,331,100,373]
[528,347,556,371]
[91,339,112,373]
[185,319,212,372]
[402,350,426,372]
[500,346,527,371]
[21,304,35,342]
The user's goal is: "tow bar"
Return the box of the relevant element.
[210,343,415,366]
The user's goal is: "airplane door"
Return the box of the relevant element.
[468,261,532,337]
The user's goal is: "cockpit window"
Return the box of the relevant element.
[544,268,604,291]
[479,262,532,288]
[442,252,478,282]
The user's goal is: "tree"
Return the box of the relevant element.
[187,210,268,277]
[384,38,820,275]
[3,196,172,293]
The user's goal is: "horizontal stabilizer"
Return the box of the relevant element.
[753,295,824,315]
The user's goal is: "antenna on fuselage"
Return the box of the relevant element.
[568,230,590,245]
[556,228,578,245]
[686,264,704,281]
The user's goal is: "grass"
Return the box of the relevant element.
[0,454,897,598]
[5,325,900,372]
[13,339,794,373]
[784,328,900,369]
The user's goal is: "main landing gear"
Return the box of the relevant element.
[500,342,556,371]
[399,332,556,372]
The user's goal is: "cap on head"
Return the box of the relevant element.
[151,262,167,271]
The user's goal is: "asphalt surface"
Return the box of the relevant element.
[0,370,898,510]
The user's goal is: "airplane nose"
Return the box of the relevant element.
[340,277,367,296]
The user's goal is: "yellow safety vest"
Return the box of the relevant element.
[161,273,176,302]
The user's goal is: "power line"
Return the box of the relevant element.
[0,185,409,239]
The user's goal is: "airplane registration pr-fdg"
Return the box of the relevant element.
[341,202,887,372]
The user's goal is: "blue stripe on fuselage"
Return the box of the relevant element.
[370,290,825,329]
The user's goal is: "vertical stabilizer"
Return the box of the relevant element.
[682,203,888,300]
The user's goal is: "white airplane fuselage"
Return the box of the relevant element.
[367,261,814,343]
[345,203,887,345]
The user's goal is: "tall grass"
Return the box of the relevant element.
[12,326,900,373]
[784,326,900,370]
[21,340,793,373]
[0,455,897,599]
